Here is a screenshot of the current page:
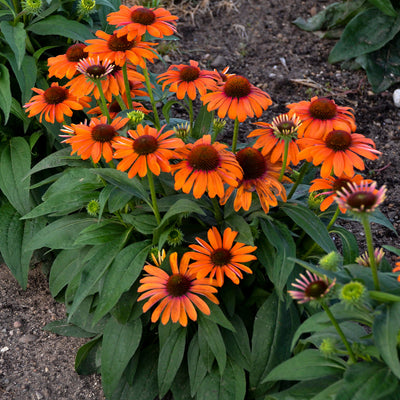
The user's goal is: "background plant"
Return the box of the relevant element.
[293,0,400,92]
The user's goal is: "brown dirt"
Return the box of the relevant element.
[1,0,399,398]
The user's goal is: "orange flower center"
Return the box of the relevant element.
[188,144,220,171]
[86,64,108,78]
[305,280,328,298]
[179,65,200,82]
[211,248,232,266]
[223,76,251,98]
[325,130,352,151]
[167,274,192,297]
[309,98,337,120]
[43,86,67,105]
[131,7,156,25]
[66,43,88,62]
[332,178,351,193]
[236,147,266,180]
[91,124,116,142]
[346,192,376,210]
[133,134,158,155]
[108,34,135,52]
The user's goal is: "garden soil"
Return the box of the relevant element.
[1,0,399,398]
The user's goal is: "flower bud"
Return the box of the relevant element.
[339,281,366,308]
[86,199,100,216]
[319,251,342,272]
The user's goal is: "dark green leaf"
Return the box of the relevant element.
[27,15,95,41]
[263,349,346,382]
[373,302,400,379]
[75,337,101,375]
[68,236,127,319]
[249,292,300,398]
[202,301,235,332]
[329,9,400,63]
[0,21,26,69]
[93,241,151,324]
[337,362,398,399]
[188,334,208,397]
[0,137,32,215]
[158,326,186,397]
[198,314,226,374]
[368,0,397,17]
[329,226,359,264]
[101,317,142,397]
[0,60,11,122]
[225,213,254,245]
[43,320,96,338]
[281,202,336,253]
[191,104,213,139]
[122,212,158,235]
[26,214,96,250]
[74,221,127,245]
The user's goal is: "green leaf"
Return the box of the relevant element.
[373,302,400,379]
[198,314,227,375]
[191,104,213,139]
[49,248,90,297]
[92,168,149,203]
[162,99,180,123]
[336,362,398,399]
[26,214,96,250]
[202,301,235,332]
[369,291,400,302]
[221,315,251,371]
[0,59,11,123]
[249,292,300,398]
[0,203,43,288]
[74,221,127,245]
[197,359,246,400]
[329,226,359,264]
[75,337,101,375]
[367,0,397,17]
[68,237,127,319]
[225,213,254,245]
[26,15,95,42]
[258,218,296,298]
[107,187,133,213]
[158,326,186,398]
[281,202,336,253]
[0,21,26,69]
[122,212,158,235]
[188,334,208,397]
[11,97,30,133]
[101,317,142,398]
[263,349,346,382]
[329,8,400,63]
[0,137,32,215]
[93,241,151,324]
[43,319,96,338]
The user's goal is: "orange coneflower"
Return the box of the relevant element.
[287,97,356,139]
[171,135,243,199]
[137,252,219,327]
[87,97,150,118]
[248,113,302,165]
[309,173,373,212]
[298,129,380,178]
[84,30,158,68]
[157,60,216,100]
[24,82,91,124]
[107,5,178,41]
[113,124,184,178]
[47,43,88,79]
[201,75,272,122]
[67,59,145,101]
[392,258,400,282]
[220,147,287,214]
[61,115,128,163]
[334,180,386,215]
[187,226,257,287]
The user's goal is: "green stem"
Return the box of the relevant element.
[188,97,194,132]
[321,302,357,364]
[94,80,111,123]
[279,139,290,182]
[211,197,223,224]
[142,63,161,129]
[327,206,340,230]
[147,169,161,225]
[287,162,310,200]
[122,63,133,110]
[231,117,240,153]
[116,94,127,111]
[361,214,380,291]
